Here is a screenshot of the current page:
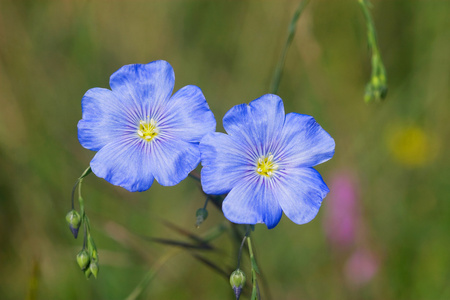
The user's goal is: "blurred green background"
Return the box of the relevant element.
[0,0,449,299]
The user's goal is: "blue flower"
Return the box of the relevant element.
[78,60,216,192]
[200,94,334,229]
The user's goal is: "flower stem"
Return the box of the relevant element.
[358,0,387,102]
[236,231,248,269]
[203,196,209,209]
[247,236,260,300]
[270,0,310,94]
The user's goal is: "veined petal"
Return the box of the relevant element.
[109,60,175,119]
[277,113,335,168]
[247,94,285,146]
[222,177,283,229]
[159,85,216,143]
[200,132,252,195]
[275,167,329,225]
[78,88,137,151]
[148,137,201,186]
[90,138,155,192]
[222,94,285,156]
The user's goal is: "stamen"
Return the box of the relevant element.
[256,154,279,178]
[137,118,159,142]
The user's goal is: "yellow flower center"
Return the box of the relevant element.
[256,154,278,177]
[137,118,159,141]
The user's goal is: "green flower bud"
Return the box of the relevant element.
[84,266,92,279]
[92,249,98,261]
[89,261,99,279]
[66,210,81,238]
[195,208,208,228]
[230,269,246,300]
[76,250,90,271]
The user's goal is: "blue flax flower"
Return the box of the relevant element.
[78,60,216,192]
[200,94,335,229]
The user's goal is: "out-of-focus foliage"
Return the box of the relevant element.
[0,0,449,299]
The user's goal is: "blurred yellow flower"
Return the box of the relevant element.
[386,124,438,167]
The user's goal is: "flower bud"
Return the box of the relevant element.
[76,250,90,271]
[230,269,246,300]
[84,266,92,279]
[89,261,99,279]
[92,249,98,261]
[195,208,208,228]
[66,210,81,238]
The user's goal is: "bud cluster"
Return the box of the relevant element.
[76,235,99,279]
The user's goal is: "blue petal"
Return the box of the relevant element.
[275,167,329,225]
[109,60,175,117]
[159,85,216,142]
[222,177,283,229]
[78,88,137,151]
[90,138,155,192]
[277,113,335,168]
[247,94,285,143]
[200,132,253,195]
[222,94,285,156]
[148,137,201,186]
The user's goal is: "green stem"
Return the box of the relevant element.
[80,166,92,180]
[236,232,248,269]
[78,178,85,218]
[70,166,91,211]
[203,196,209,209]
[358,0,387,102]
[247,236,260,300]
[270,0,310,94]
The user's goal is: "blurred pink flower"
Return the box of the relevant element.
[323,171,359,249]
[344,249,379,287]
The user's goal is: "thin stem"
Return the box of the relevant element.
[71,180,79,210]
[237,233,247,269]
[358,0,387,102]
[82,221,87,250]
[70,166,91,211]
[270,0,310,94]
[78,178,85,217]
[203,196,210,209]
[80,166,92,180]
[247,236,259,300]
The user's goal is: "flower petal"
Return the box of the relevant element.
[78,88,137,151]
[222,177,283,229]
[90,138,155,192]
[159,85,216,143]
[277,113,335,168]
[148,137,201,186]
[275,167,329,225]
[109,60,175,118]
[200,132,253,195]
[247,94,285,144]
[222,94,285,156]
